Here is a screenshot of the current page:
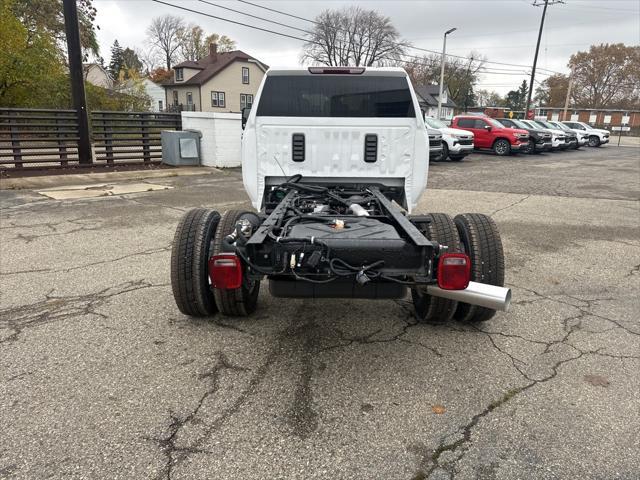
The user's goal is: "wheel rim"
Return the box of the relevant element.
[496,141,508,155]
[589,137,598,147]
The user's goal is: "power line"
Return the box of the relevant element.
[408,17,634,42]
[197,0,312,34]
[150,0,312,43]
[233,0,565,74]
[236,0,318,25]
[150,0,564,77]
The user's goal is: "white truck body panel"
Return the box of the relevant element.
[241,68,429,212]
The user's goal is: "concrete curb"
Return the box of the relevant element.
[0,166,221,190]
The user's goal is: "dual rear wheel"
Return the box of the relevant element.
[171,208,259,318]
[411,212,505,323]
[171,209,505,324]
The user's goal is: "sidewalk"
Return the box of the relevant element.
[614,135,640,147]
[0,166,220,190]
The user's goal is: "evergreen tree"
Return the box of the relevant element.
[108,40,124,79]
[505,80,529,111]
[121,48,143,79]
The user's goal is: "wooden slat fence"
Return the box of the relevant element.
[0,108,181,170]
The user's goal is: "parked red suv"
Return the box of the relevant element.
[451,115,529,156]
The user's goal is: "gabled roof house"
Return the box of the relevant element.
[414,85,457,120]
[163,44,268,113]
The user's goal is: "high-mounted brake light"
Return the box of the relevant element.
[437,253,471,290]
[209,254,243,290]
[308,67,366,75]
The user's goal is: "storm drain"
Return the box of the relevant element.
[37,182,172,200]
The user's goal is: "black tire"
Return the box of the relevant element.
[588,135,600,147]
[171,208,221,317]
[453,213,505,323]
[522,139,533,155]
[442,142,449,161]
[212,210,260,317]
[411,213,461,323]
[493,138,511,156]
[449,154,465,161]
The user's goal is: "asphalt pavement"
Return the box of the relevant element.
[1,145,639,479]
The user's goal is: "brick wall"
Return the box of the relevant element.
[538,108,640,128]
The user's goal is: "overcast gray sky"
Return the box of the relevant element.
[93,0,640,94]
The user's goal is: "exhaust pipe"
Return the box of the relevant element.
[424,281,511,312]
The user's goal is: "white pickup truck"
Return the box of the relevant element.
[170,67,510,324]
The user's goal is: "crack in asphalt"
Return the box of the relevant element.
[490,194,531,216]
[0,245,172,276]
[146,351,249,480]
[414,349,588,479]
[509,283,640,338]
[6,217,105,243]
[410,285,639,479]
[319,300,446,357]
[0,280,169,345]
[146,303,324,480]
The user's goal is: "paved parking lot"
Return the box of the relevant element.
[1,145,639,479]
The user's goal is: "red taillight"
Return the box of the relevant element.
[209,254,243,290]
[437,253,471,290]
[308,67,365,75]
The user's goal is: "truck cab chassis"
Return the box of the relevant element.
[170,67,511,324]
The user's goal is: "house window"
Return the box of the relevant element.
[211,91,225,108]
[176,68,184,81]
[242,67,249,84]
[186,92,193,105]
[158,100,163,111]
[172,91,178,106]
[240,94,254,110]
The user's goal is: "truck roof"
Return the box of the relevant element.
[265,67,409,77]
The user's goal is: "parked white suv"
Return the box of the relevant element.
[521,120,566,150]
[424,116,474,161]
[561,121,610,147]
[548,120,588,147]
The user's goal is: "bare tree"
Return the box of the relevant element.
[404,52,486,109]
[475,89,505,107]
[205,33,236,54]
[177,25,237,62]
[146,15,184,70]
[136,46,162,75]
[301,7,409,67]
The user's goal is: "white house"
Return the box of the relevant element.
[83,63,113,89]
[142,79,166,112]
[414,85,457,121]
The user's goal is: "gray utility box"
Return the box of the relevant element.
[161,130,202,166]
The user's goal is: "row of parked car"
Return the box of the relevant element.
[425,114,611,161]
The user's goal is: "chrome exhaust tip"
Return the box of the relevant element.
[424,281,512,312]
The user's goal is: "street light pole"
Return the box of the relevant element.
[438,27,457,120]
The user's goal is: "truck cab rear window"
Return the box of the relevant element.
[256,76,416,118]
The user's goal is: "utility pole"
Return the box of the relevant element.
[524,0,562,120]
[562,67,574,121]
[438,27,457,119]
[63,0,92,164]
[463,56,474,113]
